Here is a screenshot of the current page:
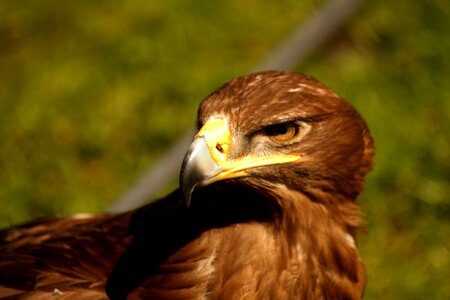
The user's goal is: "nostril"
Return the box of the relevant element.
[216,143,224,153]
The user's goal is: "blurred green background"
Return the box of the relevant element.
[0,0,448,299]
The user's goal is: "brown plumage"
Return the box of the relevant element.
[0,70,374,299]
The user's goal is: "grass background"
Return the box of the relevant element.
[0,0,448,298]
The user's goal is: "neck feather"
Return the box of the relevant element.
[271,186,366,299]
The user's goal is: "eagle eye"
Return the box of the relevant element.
[264,122,299,143]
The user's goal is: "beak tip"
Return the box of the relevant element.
[180,170,194,207]
[179,138,222,207]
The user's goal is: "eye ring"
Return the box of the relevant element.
[264,122,300,143]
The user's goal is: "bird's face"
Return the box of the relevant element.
[180,71,374,207]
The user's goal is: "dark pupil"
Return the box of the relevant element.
[266,124,289,136]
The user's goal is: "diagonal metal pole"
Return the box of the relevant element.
[107,0,364,212]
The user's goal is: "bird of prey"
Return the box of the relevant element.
[0,70,374,300]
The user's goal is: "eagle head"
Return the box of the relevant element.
[180,70,374,208]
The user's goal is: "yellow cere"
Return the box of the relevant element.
[196,118,231,163]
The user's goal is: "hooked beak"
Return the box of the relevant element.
[179,118,300,207]
[179,138,223,207]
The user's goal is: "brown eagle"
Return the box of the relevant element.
[0,70,374,299]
